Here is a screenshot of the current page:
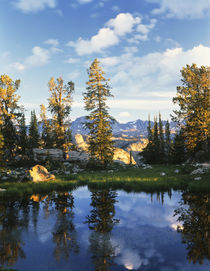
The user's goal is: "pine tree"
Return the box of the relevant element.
[0,74,21,158]
[19,113,28,154]
[172,64,210,155]
[40,104,54,148]
[0,118,4,162]
[48,77,74,150]
[165,120,171,163]
[29,110,39,149]
[153,116,159,163]
[142,114,154,163]
[158,113,165,163]
[171,128,187,164]
[83,58,114,166]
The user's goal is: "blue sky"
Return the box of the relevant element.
[1,0,210,123]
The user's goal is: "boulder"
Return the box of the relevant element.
[33,148,63,161]
[29,165,55,183]
[113,148,136,165]
[73,134,89,151]
[67,151,90,166]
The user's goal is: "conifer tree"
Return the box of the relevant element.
[29,110,39,149]
[0,118,4,162]
[48,77,74,150]
[83,58,114,166]
[153,116,159,163]
[19,113,28,154]
[0,74,21,158]
[172,64,210,155]
[165,120,171,163]
[171,128,187,164]
[40,104,54,148]
[158,113,165,163]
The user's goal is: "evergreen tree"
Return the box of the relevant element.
[83,58,114,166]
[158,113,165,163]
[142,114,154,163]
[0,74,21,158]
[172,64,210,155]
[171,127,187,164]
[165,120,171,163]
[19,112,28,154]
[0,118,4,162]
[48,77,74,150]
[40,104,54,148]
[153,116,160,163]
[29,110,39,149]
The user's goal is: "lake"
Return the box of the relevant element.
[0,187,209,271]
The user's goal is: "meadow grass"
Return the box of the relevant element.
[0,165,209,199]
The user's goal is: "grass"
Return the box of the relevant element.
[0,165,209,199]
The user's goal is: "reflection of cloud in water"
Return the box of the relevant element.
[72,186,91,199]
[116,191,182,229]
[117,249,148,270]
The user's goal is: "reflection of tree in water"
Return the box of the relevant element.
[174,192,210,264]
[51,192,79,261]
[86,189,119,271]
[0,199,30,267]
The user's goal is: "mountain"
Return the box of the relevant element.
[70,116,177,137]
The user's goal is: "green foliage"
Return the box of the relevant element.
[18,112,28,154]
[83,59,114,166]
[48,77,74,149]
[171,128,187,164]
[172,64,210,155]
[40,104,54,148]
[28,110,39,149]
[0,74,21,158]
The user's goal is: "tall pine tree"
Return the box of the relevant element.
[172,64,210,155]
[0,74,21,158]
[40,104,54,148]
[83,58,114,166]
[48,77,74,150]
[29,110,39,149]
[158,113,165,163]
[165,120,171,163]
[19,112,28,154]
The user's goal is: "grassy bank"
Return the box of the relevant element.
[0,165,209,199]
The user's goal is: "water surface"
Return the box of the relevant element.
[0,187,209,270]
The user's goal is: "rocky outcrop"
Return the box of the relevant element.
[127,139,148,152]
[29,165,55,182]
[73,134,89,151]
[113,148,136,165]
[67,151,90,166]
[33,148,63,161]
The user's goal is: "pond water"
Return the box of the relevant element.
[0,187,209,271]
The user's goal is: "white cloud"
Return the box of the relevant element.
[106,13,141,36]
[77,0,93,4]
[118,112,131,118]
[10,46,50,71]
[67,13,153,55]
[14,0,57,13]
[100,44,210,114]
[25,46,50,67]
[146,0,210,18]
[44,39,59,47]
[66,57,80,64]
[67,28,119,55]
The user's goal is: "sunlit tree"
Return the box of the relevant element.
[40,104,54,148]
[48,77,74,150]
[84,59,114,166]
[28,110,39,149]
[0,74,21,158]
[172,64,210,154]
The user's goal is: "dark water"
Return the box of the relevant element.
[0,187,209,271]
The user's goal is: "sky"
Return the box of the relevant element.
[1,0,210,123]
